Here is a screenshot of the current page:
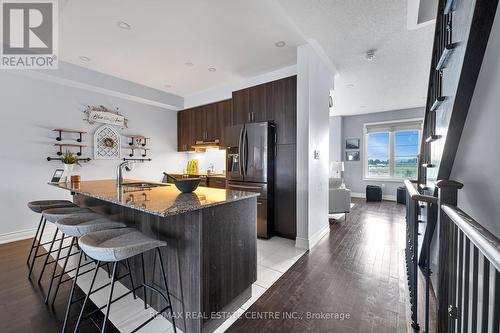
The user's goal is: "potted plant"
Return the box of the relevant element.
[61,151,80,183]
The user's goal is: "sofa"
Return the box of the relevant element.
[329,178,351,218]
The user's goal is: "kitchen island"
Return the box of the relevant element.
[52,179,258,333]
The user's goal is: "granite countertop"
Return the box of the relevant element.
[167,173,226,178]
[50,179,258,217]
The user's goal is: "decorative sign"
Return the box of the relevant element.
[84,105,128,128]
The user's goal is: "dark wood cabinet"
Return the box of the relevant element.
[207,177,226,189]
[232,88,251,125]
[177,109,193,152]
[274,144,297,239]
[267,76,297,144]
[216,99,232,147]
[177,99,232,151]
[177,77,297,239]
[232,76,296,144]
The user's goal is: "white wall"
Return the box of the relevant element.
[329,116,343,174]
[296,44,334,249]
[0,71,185,242]
[450,7,500,238]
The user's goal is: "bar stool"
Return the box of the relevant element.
[36,206,94,284]
[44,213,127,305]
[27,200,77,275]
[72,228,177,333]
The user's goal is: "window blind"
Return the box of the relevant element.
[365,120,422,133]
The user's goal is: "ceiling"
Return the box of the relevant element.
[59,0,434,115]
[276,0,435,115]
[60,0,304,97]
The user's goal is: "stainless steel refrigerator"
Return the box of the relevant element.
[225,122,275,238]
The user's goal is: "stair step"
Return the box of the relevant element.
[426,135,442,143]
[430,97,446,111]
[436,43,458,70]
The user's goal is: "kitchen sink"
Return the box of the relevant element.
[121,182,169,189]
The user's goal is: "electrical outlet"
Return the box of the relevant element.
[314,150,320,160]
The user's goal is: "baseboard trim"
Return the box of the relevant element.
[351,192,396,202]
[0,228,37,245]
[295,224,330,250]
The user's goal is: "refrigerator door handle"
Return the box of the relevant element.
[238,126,244,177]
[243,126,248,177]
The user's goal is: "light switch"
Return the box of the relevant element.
[314,150,320,160]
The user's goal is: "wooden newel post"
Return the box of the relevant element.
[435,179,464,333]
[436,180,464,206]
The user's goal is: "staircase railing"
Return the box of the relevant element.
[405,180,437,331]
[405,179,500,332]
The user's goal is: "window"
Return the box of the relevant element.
[364,120,422,180]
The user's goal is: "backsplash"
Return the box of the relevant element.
[187,148,226,174]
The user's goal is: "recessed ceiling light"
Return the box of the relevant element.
[275,41,286,48]
[184,62,194,67]
[208,67,216,72]
[346,83,355,88]
[79,56,91,62]
[360,105,367,108]
[117,21,131,30]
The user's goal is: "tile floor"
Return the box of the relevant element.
[40,224,306,333]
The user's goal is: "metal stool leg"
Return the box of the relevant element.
[74,260,100,333]
[157,248,177,333]
[51,237,76,306]
[141,253,147,309]
[125,258,137,299]
[45,233,67,303]
[27,215,44,265]
[101,262,118,333]
[62,250,83,333]
[28,217,47,277]
[38,228,58,284]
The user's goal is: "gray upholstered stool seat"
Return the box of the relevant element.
[56,215,127,238]
[42,207,93,223]
[79,228,166,262]
[28,200,77,213]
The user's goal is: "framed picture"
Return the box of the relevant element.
[346,138,360,150]
[346,150,360,161]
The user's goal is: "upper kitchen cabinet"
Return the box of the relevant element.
[232,76,297,144]
[267,76,297,145]
[232,83,268,124]
[177,99,232,152]
[232,88,251,124]
[177,109,193,152]
[215,99,232,147]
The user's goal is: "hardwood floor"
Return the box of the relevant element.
[228,198,408,333]
[0,238,118,333]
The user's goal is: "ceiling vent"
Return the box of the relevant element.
[365,49,376,61]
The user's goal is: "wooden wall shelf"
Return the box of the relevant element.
[125,147,150,157]
[54,143,86,156]
[53,129,87,142]
[47,157,91,162]
[125,135,150,147]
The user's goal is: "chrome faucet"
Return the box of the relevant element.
[117,160,133,185]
